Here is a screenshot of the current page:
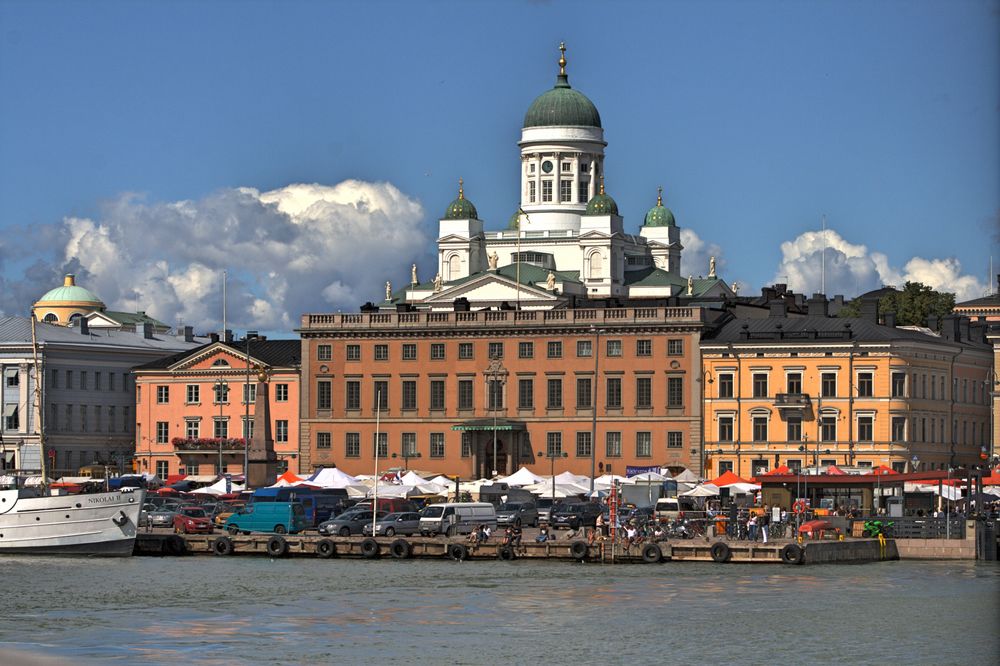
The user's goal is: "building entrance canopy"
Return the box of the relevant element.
[450,419,526,432]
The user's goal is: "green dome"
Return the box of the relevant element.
[443,179,478,220]
[522,44,601,129]
[585,180,618,216]
[37,275,103,304]
[643,188,676,227]
[508,210,522,230]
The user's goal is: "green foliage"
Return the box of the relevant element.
[838,282,955,329]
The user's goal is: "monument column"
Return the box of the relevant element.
[247,366,278,488]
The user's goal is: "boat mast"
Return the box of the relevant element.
[30,314,47,488]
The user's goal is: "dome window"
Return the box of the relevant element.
[212,359,231,367]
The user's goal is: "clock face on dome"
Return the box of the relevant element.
[541,160,554,173]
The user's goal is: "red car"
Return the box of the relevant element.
[173,507,214,534]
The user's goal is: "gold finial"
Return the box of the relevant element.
[458,177,464,200]
[558,42,566,76]
[657,186,663,206]
[599,174,605,195]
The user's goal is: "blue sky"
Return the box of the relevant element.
[1,0,997,332]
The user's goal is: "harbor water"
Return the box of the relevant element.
[0,557,997,665]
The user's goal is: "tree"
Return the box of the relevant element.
[838,282,955,329]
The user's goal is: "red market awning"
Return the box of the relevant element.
[165,474,188,485]
[867,465,898,476]
[825,465,848,475]
[762,465,792,476]
[710,470,752,487]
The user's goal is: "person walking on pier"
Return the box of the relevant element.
[759,506,770,544]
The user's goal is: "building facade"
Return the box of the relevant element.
[133,337,301,479]
[701,303,992,477]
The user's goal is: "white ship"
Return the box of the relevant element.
[0,487,144,556]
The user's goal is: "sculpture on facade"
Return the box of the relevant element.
[709,256,716,278]
[546,271,556,290]
[385,281,392,301]
[488,251,499,270]
[411,263,418,285]
[433,273,443,293]
[687,275,694,296]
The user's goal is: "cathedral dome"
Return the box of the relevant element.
[643,187,676,227]
[523,44,601,129]
[585,178,618,216]
[443,178,478,220]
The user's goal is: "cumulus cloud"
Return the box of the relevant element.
[680,228,725,280]
[773,227,988,301]
[0,181,431,332]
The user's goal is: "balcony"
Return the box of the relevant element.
[171,437,247,454]
[774,393,812,410]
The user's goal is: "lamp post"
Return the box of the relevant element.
[486,355,507,478]
[244,333,252,483]
[538,448,568,508]
[911,454,920,473]
[393,450,421,472]
[589,327,604,494]
[215,377,228,476]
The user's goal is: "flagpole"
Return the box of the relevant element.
[515,208,522,310]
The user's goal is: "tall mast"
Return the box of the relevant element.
[821,214,827,295]
[30,314,47,487]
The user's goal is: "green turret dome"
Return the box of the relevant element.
[585,178,618,216]
[443,178,478,220]
[36,274,104,304]
[643,187,676,227]
[523,44,601,129]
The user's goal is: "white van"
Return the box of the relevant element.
[419,502,497,537]
[654,497,681,522]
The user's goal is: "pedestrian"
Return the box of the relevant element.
[747,512,758,541]
[511,524,524,553]
[759,506,770,544]
[535,527,549,543]
[595,512,606,538]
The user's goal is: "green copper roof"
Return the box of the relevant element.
[36,275,104,304]
[643,188,676,227]
[523,44,601,129]
[585,179,618,216]
[443,178,478,220]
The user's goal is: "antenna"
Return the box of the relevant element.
[821,215,827,295]
[222,269,227,338]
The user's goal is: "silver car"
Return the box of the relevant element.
[146,507,178,528]
[362,512,422,537]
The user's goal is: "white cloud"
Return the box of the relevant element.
[773,227,988,301]
[680,228,725,279]
[0,181,430,332]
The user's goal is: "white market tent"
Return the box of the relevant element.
[905,482,963,501]
[190,478,246,495]
[524,481,590,498]
[726,482,761,495]
[400,471,429,486]
[553,470,591,486]
[625,471,670,483]
[674,469,699,483]
[430,475,455,488]
[497,467,546,486]
[594,474,627,487]
[680,483,720,497]
[306,467,362,489]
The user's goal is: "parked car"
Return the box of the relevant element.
[147,507,179,528]
[173,506,214,534]
[362,512,422,537]
[550,502,604,529]
[224,502,309,535]
[351,498,418,514]
[496,502,539,527]
[536,497,557,525]
[318,510,388,536]
[418,502,497,536]
[213,501,247,527]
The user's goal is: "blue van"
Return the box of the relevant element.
[250,487,349,527]
[224,502,308,534]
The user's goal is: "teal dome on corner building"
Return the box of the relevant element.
[522,44,601,129]
[643,188,676,227]
[443,178,478,220]
[585,179,618,216]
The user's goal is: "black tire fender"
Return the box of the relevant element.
[448,543,469,561]
[316,538,336,559]
[570,540,589,560]
[212,536,234,556]
[360,537,381,559]
[166,535,186,556]
[642,543,662,564]
[497,545,515,561]
[266,535,288,558]
[389,538,412,559]
[780,543,804,565]
[710,541,731,563]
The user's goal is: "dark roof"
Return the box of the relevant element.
[135,339,301,370]
[955,293,1000,308]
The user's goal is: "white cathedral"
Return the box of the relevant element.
[387,44,732,311]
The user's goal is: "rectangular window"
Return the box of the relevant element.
[402,343,417,361]
[49,403,58,432]
[576,377,592,409]
[430,433,445,458]
[821,372,837,398]
[857,415,874,442]
[636,377,652,409]
[243,383,257,404]
[488,380,503,410]
[718,416,734,442]
[50,369,58,389]
[65,404,73,432]
[606,340,622,357]
[80,371,88,391]
[752,373,768,398]
[123,406,130,432]
[345,433,360,457]
[576,432,592,458]
[857,372,873,397]
[93,405,101,432]
[345,380,361,410]
[66,370,73,389]
[156,421,169,443]
[518,341,534,359]
[156,460,169,478]
[518,378,534,409]
[786,373,802,394]
[752,416,768,442]
[156,386,169,404]
[667,339,684,356]
[528,180,536,203]
[186,384,200,403]
[546,432,562,457]
[316,432,331,449]
[605,432,622,457]
[401,432,417,457]
[578,181,589,204]
[109,373,115,391]
[317,344,332,361]
[461,432,472,458]
[546,378,562,409]
[488,342,504,359]
[185,420,199,439]
[317,380,332,410]
[636,339,652,357]
[374,381,389,410]
[667,377,684,408]
[373,432,388,458]
[374,344,389,361]
[108,406,115,433]
[214,419,228,439]
[667,432,684,449]
[787,416,802,442]
[606,377,622,409]
[275,384,288,402]
[80,405,87,433]
[3,406,18,431]
[635,432,652,457]
[402,380,417,410]
[430,343,445,360]
[576,340,592,357]
[820,415,837,442]
[94,372,102,391]
[430,379,446,410]
[213,383,229,404]
[458,379,474,410]
[891,416,906,442]
[346,344,361,361]
[243,417,254,440]
[717,374,734,398]
[559,179,572,202]
[547,341,562,358]
[458,342,474,360]
[542,179,552,202]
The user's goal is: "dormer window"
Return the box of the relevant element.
[212,359,230,367]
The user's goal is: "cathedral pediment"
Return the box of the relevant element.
[422,272,559,305]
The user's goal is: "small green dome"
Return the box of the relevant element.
[643,187,676,227]
[585,179,618,216]
[523,44,601,129]
[37,275,103,304]
[443,178,478,220]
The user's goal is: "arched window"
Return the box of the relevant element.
[447,254,461,280]
[212,359,230,367]
[68,313,82,321]
[588,251,603,279]
[43,313,58,323]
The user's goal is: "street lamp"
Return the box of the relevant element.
[537,448,568,507]
[486,355,507,477]
[392,449,422,472]
[911,454,920,473]
[589,327,604,493]
[215,377,229,476]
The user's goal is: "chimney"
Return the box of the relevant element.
[883,311,896,328]
[807,293,828,317]
[224,329,233,343]
[926,314,939,331]
[183,325,194,343]
[959,317,970,342]
[210,332,220,343]
[859,297,879,323]
[940,315,960,341]
[64,274,76,287]
[453,297,470,312]
[79,318,89,334]
[768,300,787,318]
[142,323,154,339]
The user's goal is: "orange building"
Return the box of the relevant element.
[133,336,301,479]
[701,302,992,477]
[298,306,706,479]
